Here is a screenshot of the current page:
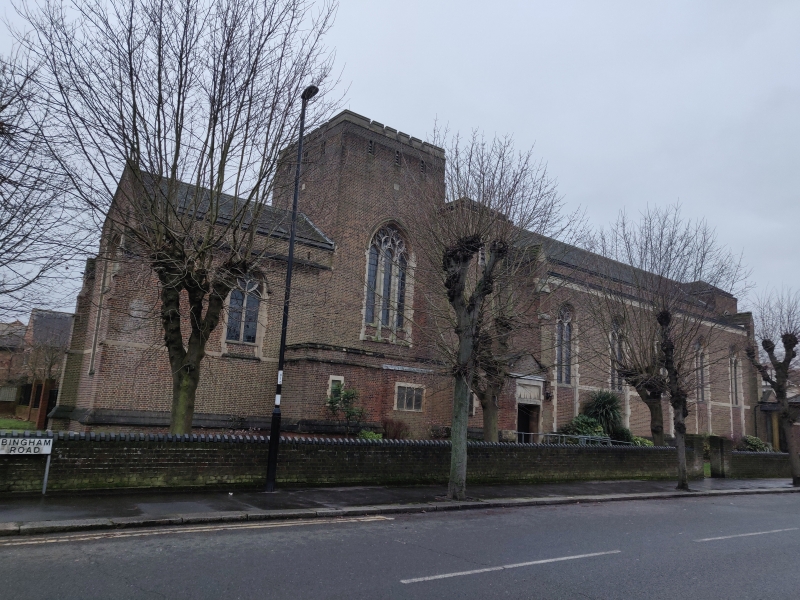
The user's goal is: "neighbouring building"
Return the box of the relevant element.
[0,320,26,416]
[0,309,73,427]
[757,371,800,451]
[51,110,762,442]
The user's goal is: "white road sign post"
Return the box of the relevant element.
[0,437,54,494]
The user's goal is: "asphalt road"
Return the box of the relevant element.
[2,494,799,599]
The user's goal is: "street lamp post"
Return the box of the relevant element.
[265,84,319,492]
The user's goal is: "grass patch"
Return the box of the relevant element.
[703,461,711,478]
[0,418,35,431]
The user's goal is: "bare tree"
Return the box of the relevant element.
[590,205,748,489]
[17,0,338,433]
[409,131,573,500]
[0,51,83,319]
[745,288,800,486]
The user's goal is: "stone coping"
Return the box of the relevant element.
[732,450,790,456]
[0,429,676,450]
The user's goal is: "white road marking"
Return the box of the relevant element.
[0,516,393,547]
[400,550,622,584]
[695,527,798,542]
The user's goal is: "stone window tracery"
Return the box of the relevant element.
[364,225,409,340]
[695,341,707,402]
[226,277,261,344]
[556,306,573,384]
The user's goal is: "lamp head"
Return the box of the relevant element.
[301,85,319,101]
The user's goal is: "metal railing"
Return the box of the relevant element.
[514,432,634,446]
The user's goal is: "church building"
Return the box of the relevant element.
[50,110,761,442]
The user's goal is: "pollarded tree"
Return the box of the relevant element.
[409,131,576,500]
[589,205,747,489]
[17,0,338,433]
[577,249,669,446]
[745,288,800,486]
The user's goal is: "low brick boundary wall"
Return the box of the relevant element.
[730,451,792,479]
[1,431,700,494]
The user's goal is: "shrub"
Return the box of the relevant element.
[610,427,634,443]
[325,386,366,436]
[632,436,654,447]
[559,415,605,437]
[358,430,382,440]
[382,418,411,440]
[582,391,622,437]
[430,425,450,439]
[738,435,770,452]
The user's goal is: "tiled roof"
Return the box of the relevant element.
[139,172,334,251]
[0,321,26,350]
[519,231,735,304]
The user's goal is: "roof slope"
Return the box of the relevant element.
[520,230,736,304]
[0,321,26,350]
[137,172,334,251]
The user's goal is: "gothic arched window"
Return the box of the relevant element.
[695,341,706,402]
[226,277,261,343]
[729,350,740,406]
[364,225,409,334]
[610,317,624,391]
[556,306,573,384]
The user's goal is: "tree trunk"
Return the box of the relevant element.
[158,268,228,435]
[779,416,800,487]
[481,392,499,442]
[674,402,689,490]
[449,374,471,500]
[171,363,200,434]
[641,391,665,446]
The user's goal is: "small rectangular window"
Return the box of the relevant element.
[328,375,344,399]
[395,384,423,412]
[420,160,426,174]
[321,140,326,154]
[368,140,375,155]
[394,150,401,166]
[303,151,308,163]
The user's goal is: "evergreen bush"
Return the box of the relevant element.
[611,426,635,443]
[632,436,654,447]
[559,415,605,437]
[582,390,623,437]
[738,435,770,452]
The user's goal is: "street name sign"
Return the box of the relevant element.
[0,437,53,455]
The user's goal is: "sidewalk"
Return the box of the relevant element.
[1,478,797,536]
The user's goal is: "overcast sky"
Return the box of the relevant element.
[3,0,799,308]
[324,0,800,304]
